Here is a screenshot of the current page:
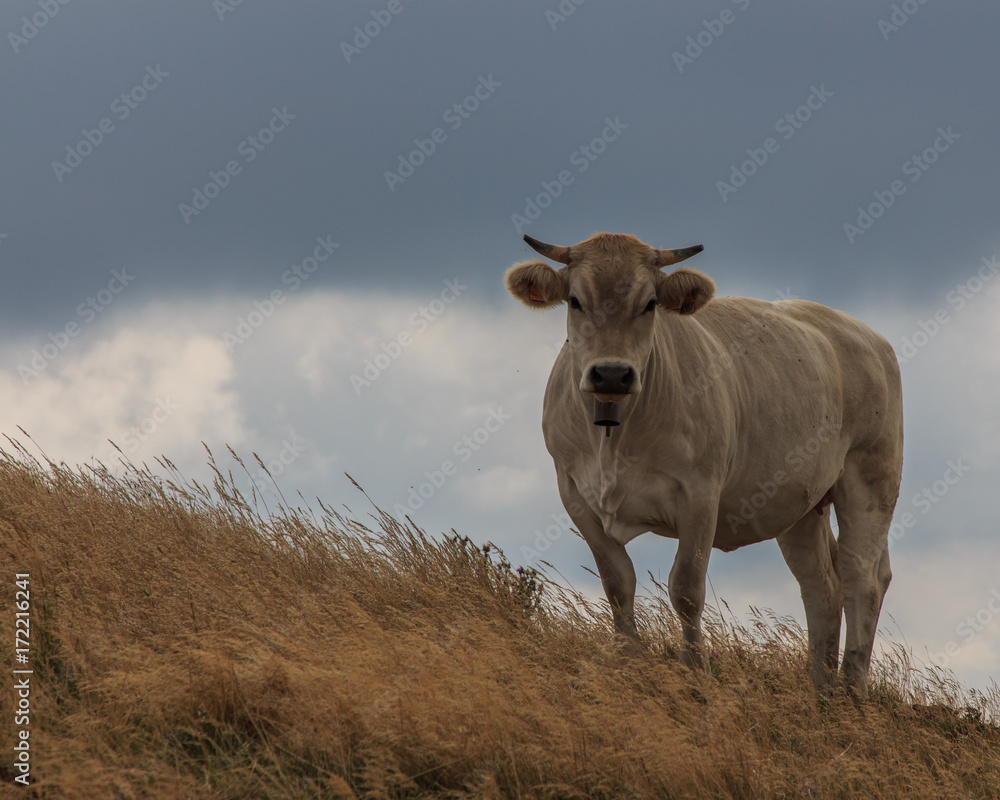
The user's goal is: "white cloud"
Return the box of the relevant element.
[0,305,245,475]
[887,543,1000,684]
[859,273,1000,471]
[456,464,548,511]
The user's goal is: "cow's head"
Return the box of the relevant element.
[506,232,713,428]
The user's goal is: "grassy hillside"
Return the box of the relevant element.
[1,442,998,799]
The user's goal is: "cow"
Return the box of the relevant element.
[505,232,903,698]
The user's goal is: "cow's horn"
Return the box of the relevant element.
[524,234,571,264]
[656,244,704,267]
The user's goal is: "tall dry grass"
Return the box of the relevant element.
[1,440,998,799]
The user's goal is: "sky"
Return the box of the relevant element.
[2,1,999,693]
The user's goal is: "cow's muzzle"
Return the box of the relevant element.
[584,363,638,397]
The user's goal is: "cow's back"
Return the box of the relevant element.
[688,296,900,446]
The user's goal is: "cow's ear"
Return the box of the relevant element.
[505,261,568,308]
[657,268,715,315]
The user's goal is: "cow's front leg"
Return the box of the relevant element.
[589,531,638,639]
[668,509,716,671]
[576,514,637,639]
[559,478,638,639]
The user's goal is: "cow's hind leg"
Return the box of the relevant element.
[832,449,899,698]
[776,507,842,689]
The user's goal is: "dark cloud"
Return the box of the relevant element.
[4,1,999,332]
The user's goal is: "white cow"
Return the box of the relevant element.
[506,232,903,697]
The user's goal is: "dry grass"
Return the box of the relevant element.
[1,440,998,800]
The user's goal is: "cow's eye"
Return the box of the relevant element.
[643,299,657,313]
[569,296,582,310]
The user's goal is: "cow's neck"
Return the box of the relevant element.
[572,327,682,517]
